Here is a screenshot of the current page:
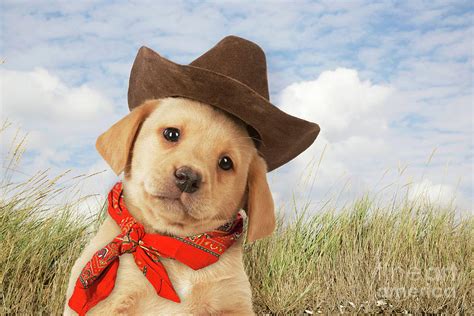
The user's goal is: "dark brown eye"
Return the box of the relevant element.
[218,156,233,171]
[163,128,180,142]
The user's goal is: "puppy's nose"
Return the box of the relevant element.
[174,166,202,193]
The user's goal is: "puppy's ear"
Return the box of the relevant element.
[96,100,159,175]
[246,154,275,242]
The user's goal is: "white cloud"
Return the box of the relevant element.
[279,68,393,140]
[0,68,120,192]
[271,68,471,214]
[1,68,114,123]
[271,69,393,207]
[0,68,120,217]
[408,179,457,209]
[0,68,120,160]
[278,68,393,173]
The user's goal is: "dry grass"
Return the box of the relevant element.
[1,124,472,314]
[245,198,473,314]
[0,173,96,314]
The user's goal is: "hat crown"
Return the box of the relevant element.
[190,36,270,100]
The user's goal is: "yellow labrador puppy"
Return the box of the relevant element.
[64,97,275,315]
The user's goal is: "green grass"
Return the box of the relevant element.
[1,126,473,314]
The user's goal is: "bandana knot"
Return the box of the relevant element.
[117,219,145,254]
[68,182,243,316]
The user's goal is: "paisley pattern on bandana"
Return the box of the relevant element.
[68,182,243,316]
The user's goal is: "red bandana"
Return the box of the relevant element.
[68,182,243,315]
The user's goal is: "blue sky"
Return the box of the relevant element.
[1,1,472,214]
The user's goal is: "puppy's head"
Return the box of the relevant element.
[96,97,274,241]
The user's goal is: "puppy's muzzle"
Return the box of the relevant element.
[175,166,202,193]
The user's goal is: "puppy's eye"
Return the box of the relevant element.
[218,156,233,171]
[163,128,180,142]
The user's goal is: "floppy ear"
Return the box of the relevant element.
[246,154,275,242]
[96,100,159,175]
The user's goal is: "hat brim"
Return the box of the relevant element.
[128,46,320,172]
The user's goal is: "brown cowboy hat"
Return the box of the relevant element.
[128,35,320,172]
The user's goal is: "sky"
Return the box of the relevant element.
[0,0,472,215]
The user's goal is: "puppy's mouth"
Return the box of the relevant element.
[143,183,190,210]
[146,189,182,203]
[153,193,181,201]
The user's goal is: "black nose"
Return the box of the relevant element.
[174,166,202,193]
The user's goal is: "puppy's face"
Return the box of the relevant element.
[125,98,254,235]
[97,97,275,240]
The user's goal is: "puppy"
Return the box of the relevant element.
[64,97,275,315]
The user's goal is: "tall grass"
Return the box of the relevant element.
[0,174,94,314]
[245,198,473,314]
[1,125,472,314]
[1,123,94,314]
